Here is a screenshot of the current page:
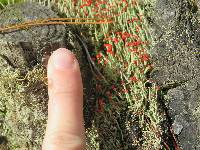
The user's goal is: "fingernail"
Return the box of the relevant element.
[52,48,76,70]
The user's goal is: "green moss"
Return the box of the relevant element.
[0,0,24,9]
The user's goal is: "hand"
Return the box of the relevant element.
[42,48,85,150]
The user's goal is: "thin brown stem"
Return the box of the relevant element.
[0,19,113,33]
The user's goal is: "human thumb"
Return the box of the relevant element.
[42,48,85,150]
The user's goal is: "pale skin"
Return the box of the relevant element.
[42,48,85,150]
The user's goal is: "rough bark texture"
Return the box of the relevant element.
[148,0,200,149]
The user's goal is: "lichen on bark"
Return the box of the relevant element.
[146,0,200,149]
[0,65,48,149]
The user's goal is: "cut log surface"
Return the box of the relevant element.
[0,2,67,70]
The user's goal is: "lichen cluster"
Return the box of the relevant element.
[0,65,48,149]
